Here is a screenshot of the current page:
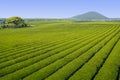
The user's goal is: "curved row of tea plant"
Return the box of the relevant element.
[0,22,120,80]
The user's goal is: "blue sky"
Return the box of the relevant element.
[0,0,120,18]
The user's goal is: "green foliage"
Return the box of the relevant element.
[69,30,120,80]
[1,16,27,28]
[45,28,118,80]
[0,21,120,80]
[94,38,120,80]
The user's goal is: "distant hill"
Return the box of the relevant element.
[109,18,120,21]
[72,11,109,21]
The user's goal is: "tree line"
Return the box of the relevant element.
[0,16,27,29]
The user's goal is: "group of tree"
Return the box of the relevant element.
[0,16,27,29]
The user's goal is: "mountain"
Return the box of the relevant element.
[72,11,109,21]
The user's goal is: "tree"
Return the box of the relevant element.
[4,16,27,28]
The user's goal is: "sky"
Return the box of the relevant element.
[0,0,120,18]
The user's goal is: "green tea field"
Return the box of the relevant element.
[0,22,120,80]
